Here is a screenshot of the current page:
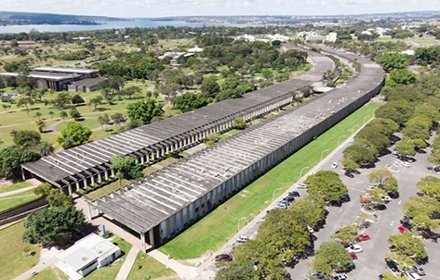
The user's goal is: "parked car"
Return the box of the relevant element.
[412,266,426,276]
[283,195,295,202]
[236,235,249,243]
[386,259,400,273]
[215,254,232,262]
[420,230,440,240]
[347,252,358,260]
[309,272,326,280]
[331,274,349,280]
[307,226,315,233]
[381,195,392,203]
[392,151,400,158]
[344,171,355,178]
[373,204,387,211]
[297,183,307,189]
[288,191,300,197]
[357,233,370,242]
[400,161,411,168]
[405,271,421,280]
[331,162,338,169]
[346,244,363,253]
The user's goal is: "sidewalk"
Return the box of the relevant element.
[148,250,197,280]
[0,179,41,198]
[13,247,62,280]
[115,247,140,280]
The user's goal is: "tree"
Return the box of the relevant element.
[12,130,41,148]
[23,204,84,247]
[343,141,377,166]
[52,92,71,109]
[417,176,440,200]
[71,94,85,104]
[173,93,208,112]
[97,114,110,130]
[216,262,254,280]
[368,168,398,195]
[305,171,349,205]
[403,116,432,141]
[69,107,82,121]
[412,214,440,232]
[395,138,416,157]
[16,96,34,117]
[34,111,43,120]
[289,195,326,230]
[342,157,359,173]
[232,117,247,130]
[57,122,92,149]
[380,272,406,280]
[38,141,54,156]
[35,119,46,133]
[313,241,353,276]
[388,233,427,263]
[332,224,358,246]
[404,196,440,219]
[88,96,103,111]
[388,69,417,85]
[378,53,408,73]
[59,111,68,122]
[127,99,164,124]
[201,76,220,98]
[0,145,40,177]
[110,155,143,186]
[49,111,55,119]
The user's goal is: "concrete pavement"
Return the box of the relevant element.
[115,247,140,280]
[13,247,63,280]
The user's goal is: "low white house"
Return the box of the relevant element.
[55,234,121,280]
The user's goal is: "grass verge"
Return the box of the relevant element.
[159,102,380,259]
[32,268,68,280]
[127,253,178,280]
[0,190,41,213]
[0,221,41,280]
[0,181,31,194]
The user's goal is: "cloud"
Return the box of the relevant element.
[1,0,440,17]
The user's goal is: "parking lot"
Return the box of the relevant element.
[288,135,440,280]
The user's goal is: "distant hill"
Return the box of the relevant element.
[0,11,126,26]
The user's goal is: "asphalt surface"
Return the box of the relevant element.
[288,134,440,280]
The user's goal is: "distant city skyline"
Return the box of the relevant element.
[2,0,440,18]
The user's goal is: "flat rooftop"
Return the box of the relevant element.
[33,67,99,75]
[22,50,335,187]
[93,52,384,234]
[0,71,80,81]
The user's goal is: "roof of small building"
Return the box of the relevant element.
[33,67,98,75]
[57,234,120,271]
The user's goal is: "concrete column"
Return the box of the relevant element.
[97,172,102,183]
[67,184,73,196]
[149,229,155,248]
[140,155,145,164]
[86,203,93,221]
[140,232,147,253]
[90,175,95,186]
[75,181,80,191]
[83,179,87,188]
[104,170,109,181]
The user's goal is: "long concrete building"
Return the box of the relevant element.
[88,47,385,250]
[21,49,335,194]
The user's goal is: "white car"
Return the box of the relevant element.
[346,244,363,253]
[236,235,249,243]
[406,272,421,280]
[331,162,338,169]
[297,183,307,189]
[381,196,392,203]
[307,226,315,233]
[400,161,410,168]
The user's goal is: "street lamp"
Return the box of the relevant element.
[272,188,282,201]
[237,217,247,232]
[321,149,330,161]
[300,166,309,178]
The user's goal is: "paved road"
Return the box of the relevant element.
[288,135,440,280]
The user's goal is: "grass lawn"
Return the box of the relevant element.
[0,190,41,213]
[159,102,380,259]
[0,181,31,194]
[127,253,178,280]
[32,268,68,280]
[0,221,41,280]
[84,236,132,280]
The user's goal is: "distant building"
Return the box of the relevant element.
[298,31,338,43]
[187,46,204,53]
[0,67,102,92]
[55,234,121,280]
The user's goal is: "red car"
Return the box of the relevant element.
[357,233,370,242]
[215,254,232,262]
[398,224,407,234]
[348,252,358,260]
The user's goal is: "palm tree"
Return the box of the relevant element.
[35,119,46,133]
[16,97,34,117]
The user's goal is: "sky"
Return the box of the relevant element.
[2,0,440,18]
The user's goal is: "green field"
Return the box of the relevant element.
[0,190,41,213]
[159,102,380,260]
[0,221,41,280]
[32,268,68,280]
[0,181,31,194]
[127,253,179,280]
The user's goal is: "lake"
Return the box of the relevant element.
[0,19,206,34]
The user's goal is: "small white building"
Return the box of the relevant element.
[55,234,121,280]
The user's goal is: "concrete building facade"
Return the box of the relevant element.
[89,47,385,250]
